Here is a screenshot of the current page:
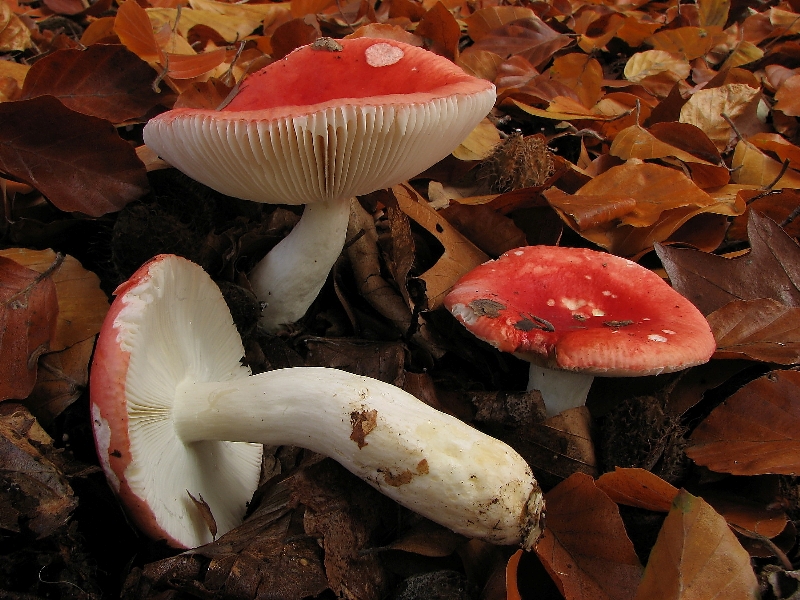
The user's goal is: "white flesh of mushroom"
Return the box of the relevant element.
[526,364,595,418]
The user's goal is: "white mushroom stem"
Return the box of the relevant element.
[173,366,544,549]
[248,196,351,332]
[527,364,594,418]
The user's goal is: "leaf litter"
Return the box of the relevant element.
[3,0,800,597]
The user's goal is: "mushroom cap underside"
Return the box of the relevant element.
[142,38,496,205]
[443,246,717,376]
[89,254,262,549]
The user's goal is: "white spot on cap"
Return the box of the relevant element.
[365,43,404,67]
[662,329,676,335]
[514,250,524,256]
[585,275,592,279]
[547,299,555,306]
[648,334,668,342]
[561,298,587,311]
[592,308,605,317]
[91,403,121,492]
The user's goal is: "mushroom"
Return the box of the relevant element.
[90,254,543,550]
[443,246,716,417]
[142,37,496,332]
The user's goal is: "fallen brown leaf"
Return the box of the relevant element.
[634,490,760,599]
[0,255,58,401]
[687,370,800,476]
[656,211,800,314]
[535,472,643,600]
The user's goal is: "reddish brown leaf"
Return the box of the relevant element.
[21,44,166,123]
[728,191,800,242]
[0,96,149,216]
[467,17,572,68]
[596,468,678,512]
[656,211,800,315]
[534,472,643,600]
[0,256,58,401]
[708,298,800,364]
[415,2,460,61]
[687,370,800,476]
[634,490,760,599]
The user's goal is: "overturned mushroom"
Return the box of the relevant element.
[444,246,716,417]
[90,254,543,549]
[143,38,496,332]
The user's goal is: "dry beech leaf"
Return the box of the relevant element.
[634,490,760,600]
[0,256,59,402]
[747,132,800,169]
[646,26,727,60]
[729,191,800,242]
[0,248,108,351]
[687,370,800,476]
[624,50,690,84]
[26,337,95,423]
[452,119,501,161]
[391,184,488,311]
[465,16,572,67]
[708,298,800,364]
[610,122,729,188]
[679,84,761,151]
[0,0,32,52]
[465,6,536,42]
[21,44,166,123]
[656,211,800,315]
[545,161,741,256]
[535,472,643,600]
[697,0,730,27]
[550,53,603,108]
[415,1,460,61]
[730,138,800,188]
[700,488,788,540]
[0,96,149,216]
[596,468,678,512]
[114,0,162,63]
[0,403,77,537]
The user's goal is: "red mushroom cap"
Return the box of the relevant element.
[142,38,496,205]
[443,246,716,376]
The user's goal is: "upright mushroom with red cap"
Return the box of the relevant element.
[143,38,496,332]
[443,246,716,417]
[90,254,543,550]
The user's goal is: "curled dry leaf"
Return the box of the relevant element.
[595,467,678,512]
[730,138,800,188]
[0,256,58,402]
[0,0,32,52]
[0,403,77,537]
[634,490,760,600]
[687,370,800,476]
[391,184,488,311]
[534,472,643,600]
[545,161,742,256]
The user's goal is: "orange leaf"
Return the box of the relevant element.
[534,472,643,600]
[687,370,800,476]
[391,184,488,311]
[465,6,536,42]
[634,490,760,599]
[163,48,227,79]
[114,0,162,63]
[596,468,678,512]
